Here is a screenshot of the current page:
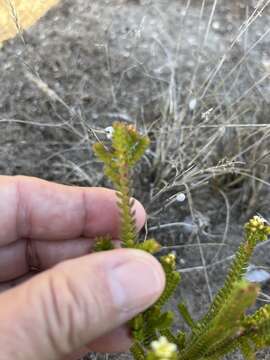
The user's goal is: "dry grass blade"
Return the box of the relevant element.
[0,0,60,42]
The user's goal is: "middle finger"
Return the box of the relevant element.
[0,237,121,282]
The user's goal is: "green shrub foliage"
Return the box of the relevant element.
[93,122,270,360]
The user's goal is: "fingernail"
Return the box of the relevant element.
[109,252,165,316]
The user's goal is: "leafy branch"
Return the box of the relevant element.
[93,122,270,360]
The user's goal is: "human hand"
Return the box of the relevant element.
[0,176,165,360]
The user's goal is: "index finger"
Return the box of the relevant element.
[0,176,146,246]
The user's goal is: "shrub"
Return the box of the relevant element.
[93,122,270,360]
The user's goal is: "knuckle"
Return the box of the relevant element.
[40,264,88,356]
[38,260,117,356]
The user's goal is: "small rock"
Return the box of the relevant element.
[245,265,270,284]
[188,98,197,111]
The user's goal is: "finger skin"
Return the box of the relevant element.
[67,326,132,359]
[0,176,151,358]
[87,325,132,353]
[0,175,146,245]
[0,249,165,360]
[0,238,120,282]
[0,175,146,281]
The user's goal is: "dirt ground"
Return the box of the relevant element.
[0,0,270,359]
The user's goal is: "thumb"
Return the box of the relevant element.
[0,249,165,360]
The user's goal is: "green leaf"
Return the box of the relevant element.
[180,281,259,360]
[136,239,161,254]
[153,311,174,330]
[239,338,256,360]
[176,331,186,349]
[178,303,196,329]
[94,235,115,252]
[131,342,146,360]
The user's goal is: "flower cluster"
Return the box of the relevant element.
[162,253,176,268]
[245,215,270,242]
[249,216,267,231]
[150,336,177,360]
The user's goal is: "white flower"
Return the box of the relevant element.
[151,336,177,359]
[176,193,186,202]
[104,126,114,139]
[188,98,197,111]
[249,215,265,230]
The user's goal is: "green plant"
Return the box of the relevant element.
[93,122,270,360]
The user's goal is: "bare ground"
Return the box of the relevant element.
[0,0,270,359]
